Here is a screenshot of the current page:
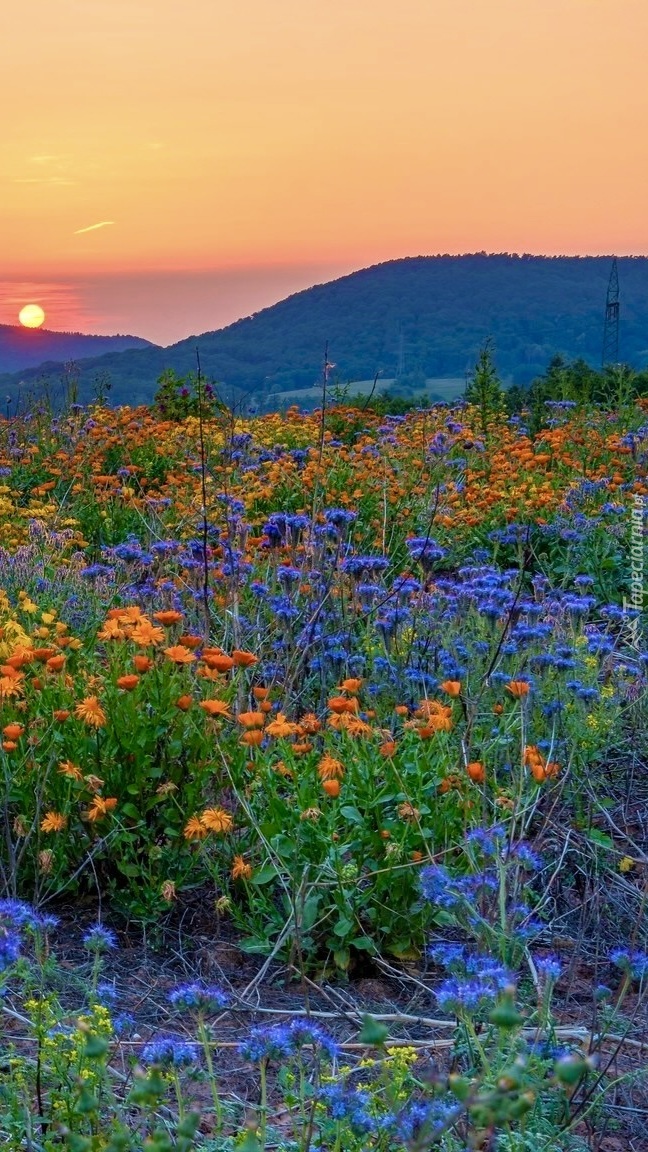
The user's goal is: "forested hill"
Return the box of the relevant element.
[0,326,156,375]
[2,255,647,409]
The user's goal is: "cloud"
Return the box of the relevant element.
[74,221,115,235]
[14,176,76,185]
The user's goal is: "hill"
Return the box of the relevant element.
[2,254,647,409]
[0,325,156,376]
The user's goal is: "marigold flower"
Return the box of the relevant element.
[338,677,363,694]
[46,655,66,672]
[32,647,57,662]
[3,723,24,741]
[164,645,196,664]
[53,709,71,722]
[232,649,258,667]
[237,710,265,728]
[116,674,139,691]
[86,797,118,821]
[199,698,232,718]
[292,741,313,755]
[130,622,165,647]
[506,680,530,698]
[133,654,153,673]
[84,774,105,793]
[440,679,462,697]
[327,695,358,714]
[184,816,208,840]
[379,740,397,757]
[154,610,184,626]
[240,729,264,747]
[203,653,235,672]
[175,694,193,711]
[394,705,410,716]
[75,696,107,728]
[299,713,321,734]
[466,761,486,783]
[178,634,203,649]
[41,811,67,833]
[59,760,83,781]
[265,712,300,737]
[322,778,341,798]
[318,754,344,781]
[2,741,17,752]
[200,807,233,834]
[252,686,270,701]
[231,855,253,881]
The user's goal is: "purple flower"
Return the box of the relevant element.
[82,924,118,953]
[141,1034,199,1067]
[168,983,229,1015]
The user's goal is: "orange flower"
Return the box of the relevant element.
[116,674,139,691]
[2,741,17,752]
[84,774,105,793]
[201,807,233,833]
[318,754,344,781]
[398,802,420,821]
[327,695,358,714]
[232,649,258,667]
[292,741,313,755]
[203,653,235,672]
[133,654,153,673]
[46,655,66,672]
[164,645,196,664]
[231,854,253,881]
[199,698,232,718]
[265,712,300,737]
[59,760,83,782]
[3,723,24,741]
[252,686,270,701]
[299,713,321,735]
[184,816,208,840]
[493,703,504,715]
[178,634,203,649]
[394,705,409,716]
[130,621,165,646]
[32,648,57,662]
[153,610,184,626]
[41,811,67,833]
[53,710,71,722]
[237,710,265,728]
[338,677,363,694]
[322,778,341,798]
[175,694,193,711]
[466,761,486,783]
[75,696,107,728]
[241,729,264,746]
[506,680,530,698]
[379,740,397,757]
[86,797,117,821]
[440,680,462,697]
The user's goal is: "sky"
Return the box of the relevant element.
[1,0,647,344]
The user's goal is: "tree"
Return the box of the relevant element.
[465,341,505,435]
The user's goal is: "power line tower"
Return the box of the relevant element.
[602,257,620,368]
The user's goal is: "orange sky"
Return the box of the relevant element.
[2,0,647,340]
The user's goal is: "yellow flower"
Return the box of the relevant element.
[619,856,635,873]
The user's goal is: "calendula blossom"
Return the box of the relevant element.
[75,696,107,728]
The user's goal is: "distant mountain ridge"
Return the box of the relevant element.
[2,255,648,409]
[0,325,156,374]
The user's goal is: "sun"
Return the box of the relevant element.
[18,304,45,329]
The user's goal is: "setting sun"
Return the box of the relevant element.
[18,304,45,328]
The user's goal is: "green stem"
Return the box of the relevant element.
[198,1018,223,1131]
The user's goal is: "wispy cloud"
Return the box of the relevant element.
[74,221,115,235]
[14,176,76,185]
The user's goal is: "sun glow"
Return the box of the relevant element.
[18,304,45,328]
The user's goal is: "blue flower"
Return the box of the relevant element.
[535,954,562,982]
[0,924,21,971]
[141,1034,199,1067]
[610,948,648,980]
[168,982,229,1015]
[82,924,118,953]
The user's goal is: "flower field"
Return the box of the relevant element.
[0,397,646,1148]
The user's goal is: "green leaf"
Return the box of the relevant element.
[251,864,278,886]
[589,829,614,850]
[121,802,140,820]
[333,917,354,937]
[358,1014,389,1047]
[340,805,364,825]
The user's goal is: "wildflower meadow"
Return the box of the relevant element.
[0,392,646,1150]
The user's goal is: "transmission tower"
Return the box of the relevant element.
[601,257,620,367]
